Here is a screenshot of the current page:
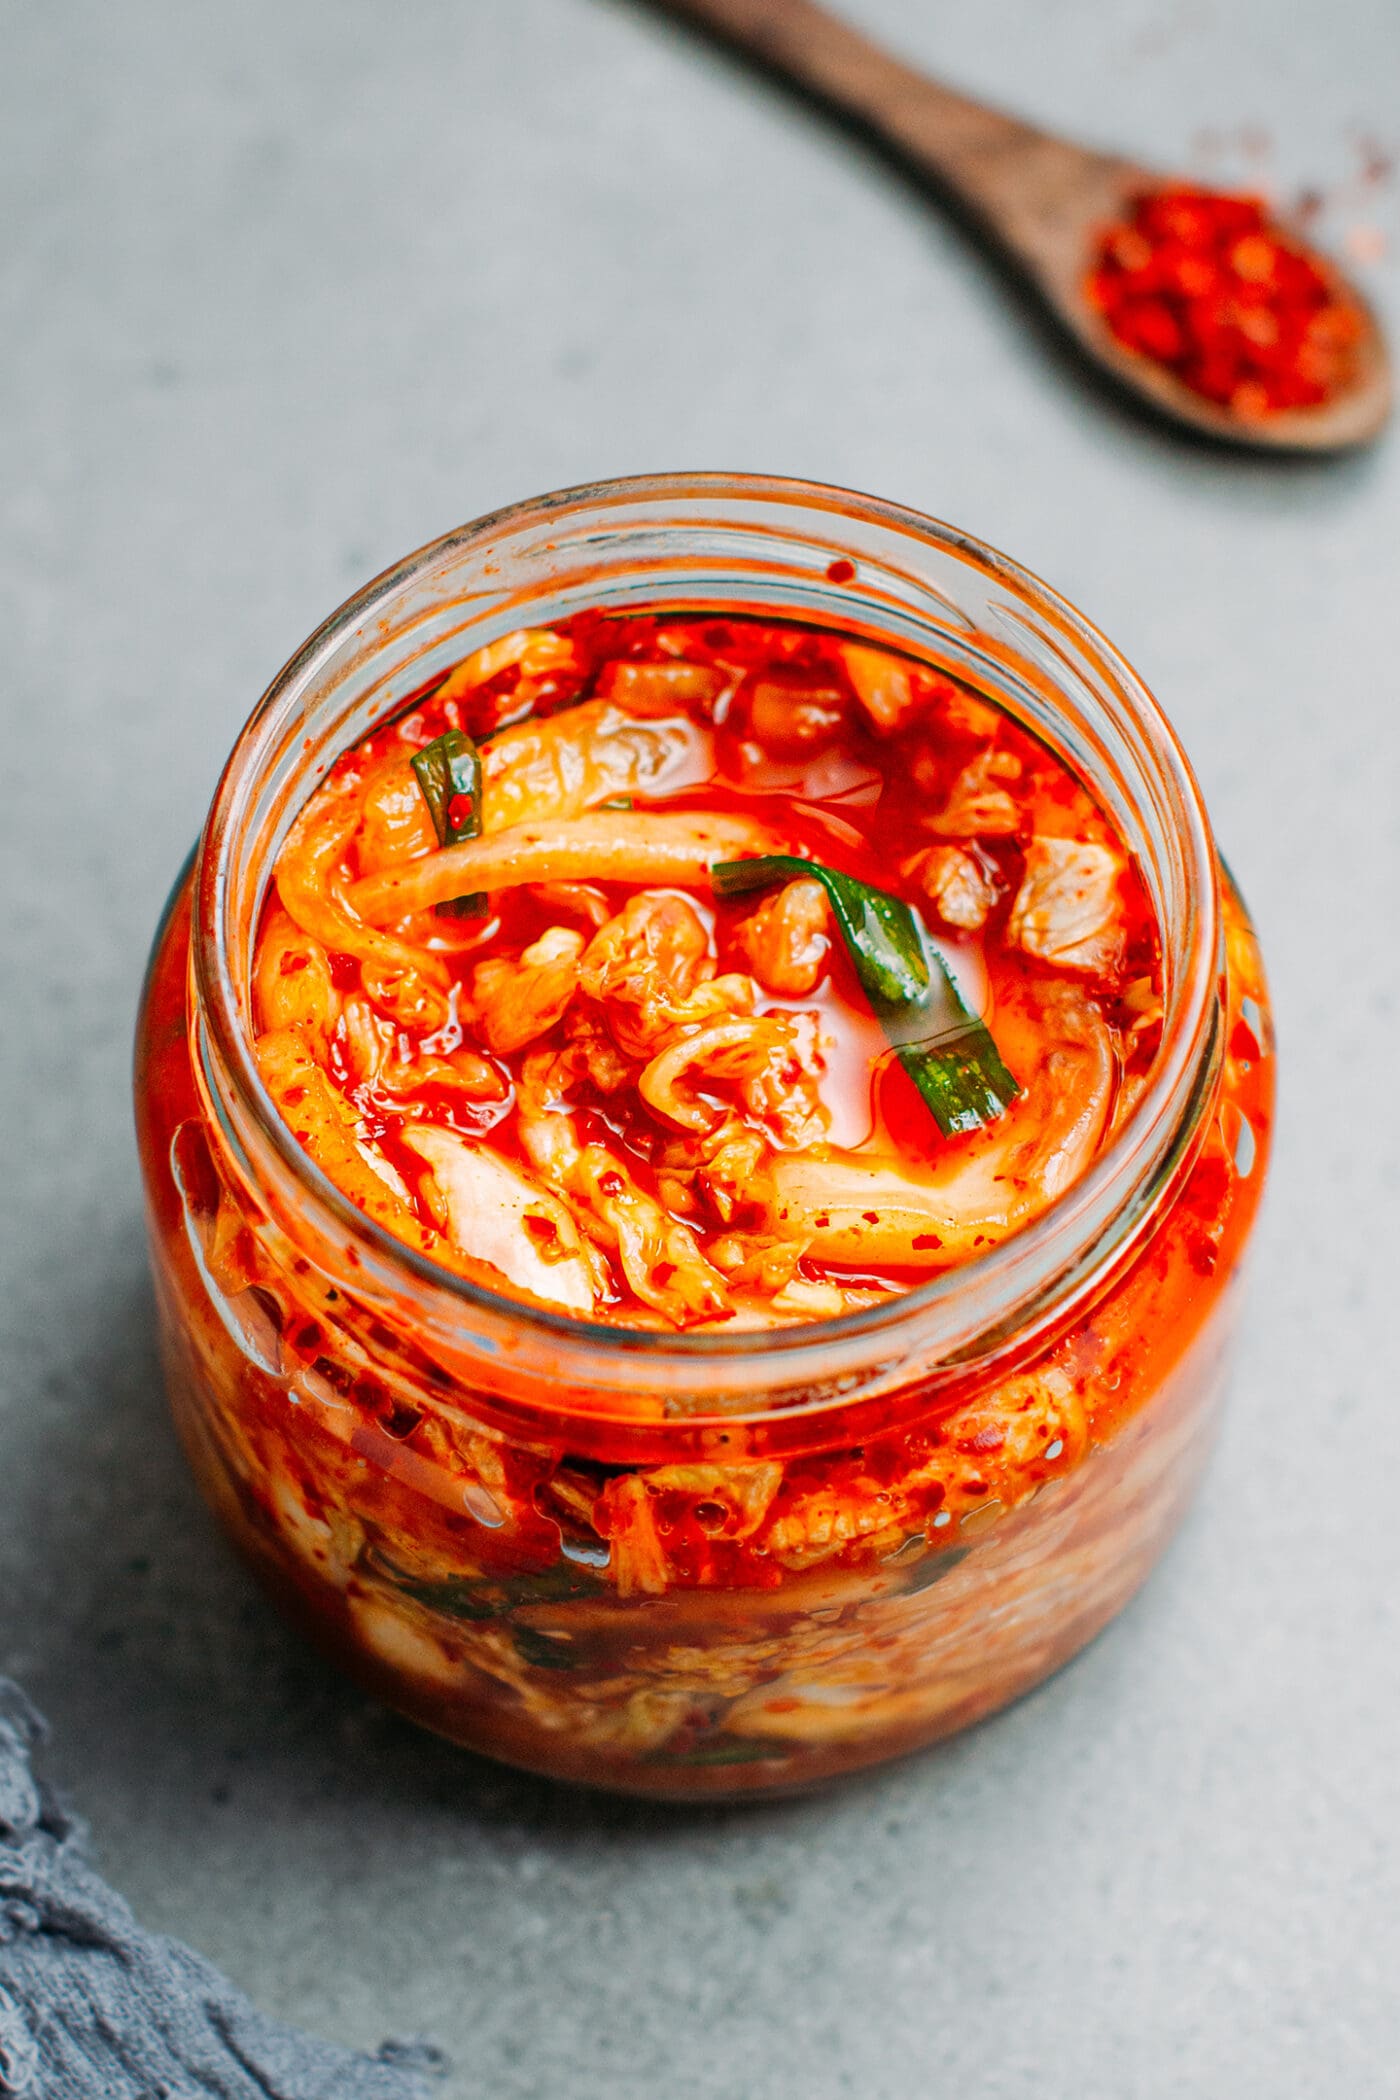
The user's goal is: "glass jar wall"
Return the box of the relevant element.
[134,476,1273,1796]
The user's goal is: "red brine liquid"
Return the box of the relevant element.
[251,611,1163,1330]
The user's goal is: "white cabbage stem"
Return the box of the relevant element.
[348,812,787,926]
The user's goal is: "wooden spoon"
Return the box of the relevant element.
[656,0,1392,451]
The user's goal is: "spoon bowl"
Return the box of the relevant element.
[1011,146,1391,450]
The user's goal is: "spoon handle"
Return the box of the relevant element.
[658,0,1132,271]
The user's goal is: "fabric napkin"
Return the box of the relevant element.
[0,1681,444,2099]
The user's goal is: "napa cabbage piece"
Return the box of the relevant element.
[764,980,1114,1267]
[516,1044,732,1327]
[1007,837,1125,976]
[274,790,452,1029]
[482,701,711,833]
[356,701,712,883]
[349,811,785,925]
[256,1028,450,1260]
[403,1126,602,1315]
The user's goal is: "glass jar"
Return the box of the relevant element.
[134,474,1273,1797]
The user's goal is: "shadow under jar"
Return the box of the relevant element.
[134,474,1273,1797]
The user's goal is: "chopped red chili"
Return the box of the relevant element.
[1087,184,1365,415]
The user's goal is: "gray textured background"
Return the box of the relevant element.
[3,3,1398,2095]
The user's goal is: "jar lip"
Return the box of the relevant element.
[193,470,1221,1387]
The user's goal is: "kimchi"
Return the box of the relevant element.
[252,613,1163,1333]
[136,495,1273,1796]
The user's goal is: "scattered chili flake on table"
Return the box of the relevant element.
[1087,184,1366,415]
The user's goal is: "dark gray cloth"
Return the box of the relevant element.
[0,1683,444,2099]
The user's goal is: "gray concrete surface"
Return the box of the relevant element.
[3,2,1398,2095]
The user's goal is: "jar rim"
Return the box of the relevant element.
[191,471,1222,1412]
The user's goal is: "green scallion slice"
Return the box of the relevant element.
[410,729,486,918]
[712,853,1019,1137]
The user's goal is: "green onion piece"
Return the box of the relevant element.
[896,1010,1020,1138]
[713,853,1019,1137]
[410,729,486,918]
[714,854,926,1003]
[511,1626,585,1671]
[368,1550,602,1620]
[598,794,635,812]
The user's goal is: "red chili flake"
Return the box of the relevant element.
[284,1317,324,1362]
[445,791,475,832]
[1086,183,1364,413]
[283,1086,306,1108]
[378,1401,423,1441]
[826,557,856,584]
[278,953,308,977]
[311,1357,356,1396]
[912,1232,943,1251]
[327,951,361,990]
